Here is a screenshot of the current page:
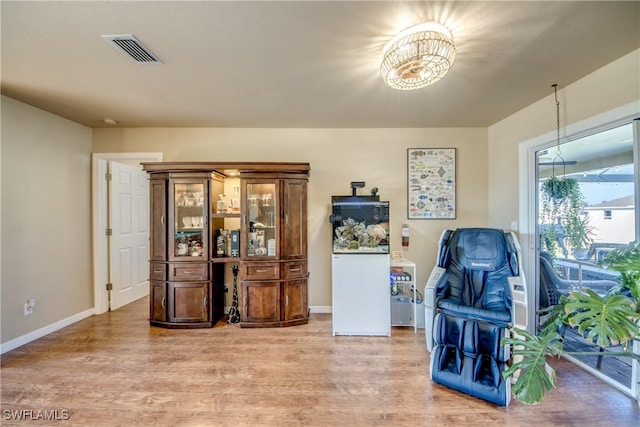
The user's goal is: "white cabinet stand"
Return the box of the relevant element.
[332,254,391,336]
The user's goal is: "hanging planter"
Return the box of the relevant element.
[543,176,579,200]
[541,175,592,256]
[539,85,593,257]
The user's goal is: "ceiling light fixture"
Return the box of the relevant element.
[380,22,456,90]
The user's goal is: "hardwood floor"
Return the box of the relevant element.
[2,296,638,426]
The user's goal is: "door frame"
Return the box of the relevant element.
[92,152,163,314]
[518,101,639,398]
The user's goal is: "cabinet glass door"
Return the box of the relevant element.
[245,182,277,258]
[172,181,206,260]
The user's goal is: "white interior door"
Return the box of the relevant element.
[109,161,149,310]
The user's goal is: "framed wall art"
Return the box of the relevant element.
[407,148,456,219]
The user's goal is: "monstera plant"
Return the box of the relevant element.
[502,242,640,404]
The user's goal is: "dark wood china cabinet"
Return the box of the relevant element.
[142,162,310,329]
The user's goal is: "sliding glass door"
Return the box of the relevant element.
[536,121,638,394]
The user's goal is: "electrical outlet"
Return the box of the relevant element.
[24,298,35,316]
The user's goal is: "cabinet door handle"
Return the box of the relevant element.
[153,269,163,275]
[289,267,301,272]
[285,295,289,306]
[285,214,289,225]
[255,269,268,273]
[161,297,166,308]
[161,215,165,225]
[203,296,208,309]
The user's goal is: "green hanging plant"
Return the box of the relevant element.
[539,176,593,256]
[542,176,579,200]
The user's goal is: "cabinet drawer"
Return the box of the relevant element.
[168,263,209,281]
[243,262,279,280]
[282,261,307,279]
[149,263,167,281]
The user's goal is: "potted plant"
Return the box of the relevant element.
[539,176,593,258]
[502,242,640,405]
[566,216,593,259]
[543,175,579,200]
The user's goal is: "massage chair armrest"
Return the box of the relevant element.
[437,300,512,327]
[508,275,527,330]
[425,266,446,352]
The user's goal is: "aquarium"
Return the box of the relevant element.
[330,196,390,254]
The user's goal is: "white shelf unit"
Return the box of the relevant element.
[390,258,421,333]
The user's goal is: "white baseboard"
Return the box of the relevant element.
[0,308,94,354]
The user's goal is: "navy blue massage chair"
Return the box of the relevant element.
[424,228,528,406]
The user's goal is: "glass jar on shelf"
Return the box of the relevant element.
[216,194,227,214]
[231,187,241,213]
[248,194,259,221]
[193,191,203,207]
[181,216,192,230]
[265,212,274,227]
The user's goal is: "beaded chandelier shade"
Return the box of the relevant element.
[380,23,456,90]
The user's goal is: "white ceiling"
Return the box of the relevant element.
[1,1,639,128]
[538,121,635,175]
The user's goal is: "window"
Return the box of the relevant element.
[535,121,637,395]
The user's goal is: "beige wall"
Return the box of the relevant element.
[94,127,489,308]
[488,49,640,231]
[1,96,93,344]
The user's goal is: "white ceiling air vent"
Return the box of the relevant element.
[101,34,162,64]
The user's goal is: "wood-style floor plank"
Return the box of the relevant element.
[1,297,638,426]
